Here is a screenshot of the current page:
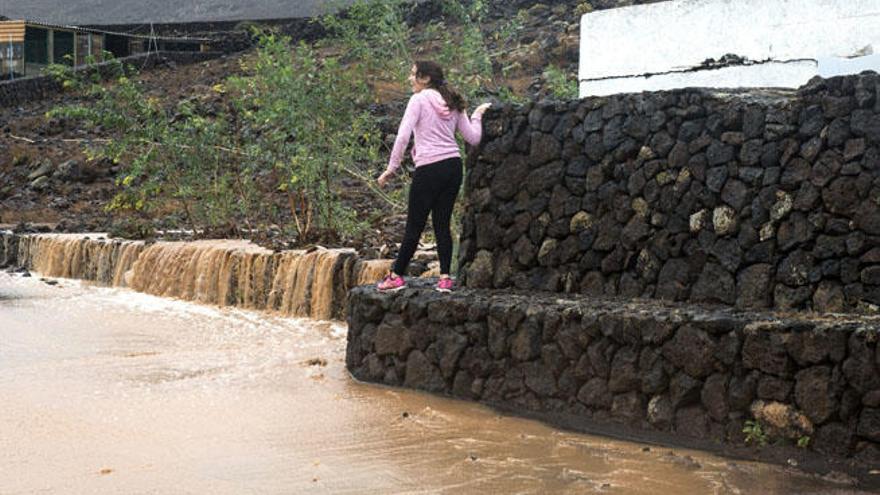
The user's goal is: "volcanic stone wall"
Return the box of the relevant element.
[460,73,880,314]
[348,282,880,466]
[0,51,221,109]
[0,232,17,268]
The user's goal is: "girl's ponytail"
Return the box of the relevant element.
[415,60,466,113]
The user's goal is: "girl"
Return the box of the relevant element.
[377,61,491,292]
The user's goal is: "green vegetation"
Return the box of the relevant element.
[320,0,412,86]
[797,435,810,449]
[429,0,526,101]
[227,36,381,239]
[49,59,256,234]
[543,64,579,100]
[743,420,769,447]
[48,0,571,243]
[575,2,594,16]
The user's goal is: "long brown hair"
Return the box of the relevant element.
[415,60,466,113]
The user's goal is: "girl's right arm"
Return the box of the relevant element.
[385,94,423,176]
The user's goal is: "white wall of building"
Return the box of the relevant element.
[579,0,880,97]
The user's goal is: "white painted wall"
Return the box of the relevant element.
[579,0,880,97]
[819,54,880,77]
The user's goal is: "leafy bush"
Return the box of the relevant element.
[45,52,125,92]
[575,2,594,16]
[543,64,580,100]
[50,66,254,233]
[742,420,769,447]
[229,33,382,239]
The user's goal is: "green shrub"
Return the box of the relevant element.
[575,2,594,16]
[743,420,769,447]
[543,64,579,100]
[228,34,382,239]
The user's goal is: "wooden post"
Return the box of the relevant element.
[47,29,54,64]
[7,35,13,80]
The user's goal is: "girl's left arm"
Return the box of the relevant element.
[456,110,483,146]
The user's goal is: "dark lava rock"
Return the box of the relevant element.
[842,333,880,393]
[404,350,446,393]
[692,263,735,305]
[736,264,772,309]
[786,325,847,365]
[795,366,838,425]
[743,326,793,376]
[857,408,880,442]
[675,406,711,439]
[728,373,758,412]
[648,394,674,430]
[663,325,717,378]
[814,422,854,457]
[608,347,640,393]
[757,375,793,401]
[578,377,612,408]
[701,373,730,422]
[669,371,703,408]
[611,392,645,424]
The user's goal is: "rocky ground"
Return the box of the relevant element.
[0,0,655,254]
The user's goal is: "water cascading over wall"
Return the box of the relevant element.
[0,233,391,320]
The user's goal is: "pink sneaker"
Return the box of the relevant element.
[377,273,406,292]
[436,277,454,293]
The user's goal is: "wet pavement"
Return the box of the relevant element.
[0,272,871,494]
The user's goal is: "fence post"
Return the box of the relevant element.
[7,35,13,80]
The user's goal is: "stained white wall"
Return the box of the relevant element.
[579,0,880,97]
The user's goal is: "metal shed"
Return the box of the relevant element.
[0,19,209,80]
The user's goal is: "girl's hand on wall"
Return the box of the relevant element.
[474,103,492,117]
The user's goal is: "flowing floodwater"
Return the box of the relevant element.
[4,233,394,321]
[0,272,869,494]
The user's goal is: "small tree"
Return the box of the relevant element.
[543,64,580,100]
[229,34,382,240]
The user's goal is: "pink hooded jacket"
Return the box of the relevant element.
[385,88,483,174]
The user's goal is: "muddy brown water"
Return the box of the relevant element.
[0,272,871,494]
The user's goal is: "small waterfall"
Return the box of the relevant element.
[12,234,145,286]
[267,249,356,320]
[128,240,253,305]
[0,232,393,321]
[353,259,393,286]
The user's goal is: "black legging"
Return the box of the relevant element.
[393,157,462,277]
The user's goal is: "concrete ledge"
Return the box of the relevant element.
[347,281,880,476]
